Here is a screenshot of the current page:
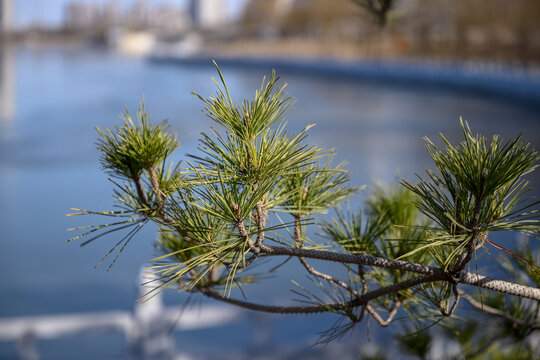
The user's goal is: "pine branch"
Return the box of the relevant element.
[73,67,540,347]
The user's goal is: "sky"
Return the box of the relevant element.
[13,0,248,29]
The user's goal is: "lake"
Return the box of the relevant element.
[1,47,539,359]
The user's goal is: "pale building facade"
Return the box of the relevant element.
[0,0,14,33]
[190,0,227,30]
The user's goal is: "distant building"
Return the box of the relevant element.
[127,1,151,28]
[102,0,123,27]
[150,5,191,33]
[64,0,189,34]
[0,50,15,122]
[64,3,88,30]
[64,2,101,31]
[0,0,14,33]
[190,0,228,30]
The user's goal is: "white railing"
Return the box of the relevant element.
[0,269,241,360]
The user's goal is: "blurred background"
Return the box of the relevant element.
[4,0,540,62]
[1,1,540,359]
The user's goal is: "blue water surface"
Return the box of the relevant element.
[1,47,539,359]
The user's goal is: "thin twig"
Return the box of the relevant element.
[294,213,360,297]
[441,283,460,316]
[300,257,360,297]
[366,301,402,327]
[460,291,540,330]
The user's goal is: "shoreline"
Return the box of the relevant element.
[149,53,540,108]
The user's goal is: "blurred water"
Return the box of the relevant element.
[1,48,539,358]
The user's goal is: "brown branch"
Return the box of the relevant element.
[293,213,360,296]
[460,291,540,330]
[366,301,401,327]
[459,272,540,300]
[235,219,260,254]
[441,283,460,317]
[254,202,267,248]
[200,287,328,314]
[207,215,262,271]
[294,214,302,248]
[220,253,259,269]
[148,166,164,209]
[452,169,487,272]
[299,257,360,297]
[256,244,540,300]
[259,243,441,275]
[293,216,406,323]
[229,215,261,269]
[132,174,149,206]
[199,274,439,315]
[151,209,540,302]
[227,201,267,270]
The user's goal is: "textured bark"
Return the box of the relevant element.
[257,244,540,300]
[458,272,540,300]
[200,274,439,315]
[259,244,441,275]
[132,174,148,206]
[148,167,163,208]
